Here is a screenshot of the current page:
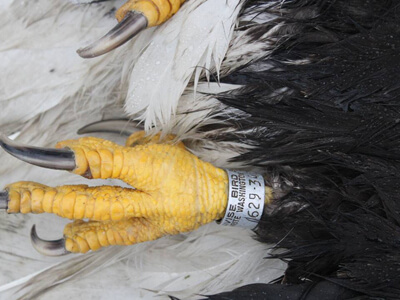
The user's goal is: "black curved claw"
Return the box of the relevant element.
[77,119,143,136]
[30,225,70,256]
[0,134,76,171]
[77,11,148,58]
[0,191,8,210]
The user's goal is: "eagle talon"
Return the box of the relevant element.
[30,225,70,257]
[77,11,148,58]
[77,119,142,136]
[0,190,8,210]
[77,0,186,58]
[0,134,76,171]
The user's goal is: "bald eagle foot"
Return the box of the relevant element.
[77,0,186,58]
[1,131,267,255]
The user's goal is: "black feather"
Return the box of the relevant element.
[203,281,361,300]
[198,0,400,298]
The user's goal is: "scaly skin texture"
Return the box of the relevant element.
[6,132,231,253]
[115,0,186,26]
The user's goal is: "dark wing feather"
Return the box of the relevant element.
[198,0,400,298]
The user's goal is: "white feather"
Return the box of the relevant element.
[0,223,286,300]
[0,0,119,128]
[124,0,243,130]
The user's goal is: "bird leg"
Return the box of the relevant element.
[2,132,257,254]
[77,0,186,58]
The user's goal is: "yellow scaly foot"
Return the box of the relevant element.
[116,0,186,26]
[77,0,186,58]
[5,132,230,253]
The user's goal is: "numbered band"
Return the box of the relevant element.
[219,170,265,229]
